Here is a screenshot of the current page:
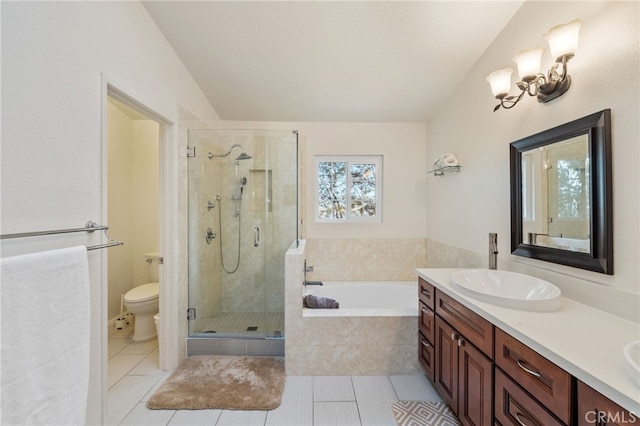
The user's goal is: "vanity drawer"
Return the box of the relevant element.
[435,291,494,358]
[495,367,564,426]
[577,380,636,426]
[419,331,435,381]
[418,277,435,310]
[419,301,435,344]
[495,328,572,424]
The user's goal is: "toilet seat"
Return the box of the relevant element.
[124,283,159,303]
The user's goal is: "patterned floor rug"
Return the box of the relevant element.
[392,401,461,426]
[147,355,285,410]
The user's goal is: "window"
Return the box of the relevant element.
[315,155,382,222]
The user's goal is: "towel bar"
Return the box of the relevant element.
[0,221,124,251]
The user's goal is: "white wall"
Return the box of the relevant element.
[1,2,220,423]
[425,1,639,321]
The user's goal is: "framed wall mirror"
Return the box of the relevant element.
[510,109,613,274]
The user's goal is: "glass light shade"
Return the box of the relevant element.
[486,68,513,98]
[544,19,583,60]
[513,47,544,81]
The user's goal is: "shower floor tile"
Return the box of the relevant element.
[196,312,284,336]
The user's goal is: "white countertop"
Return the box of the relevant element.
[416,268,640,413]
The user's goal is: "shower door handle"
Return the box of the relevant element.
[254,226,260,247]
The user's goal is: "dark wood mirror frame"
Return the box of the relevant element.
[510,109,613,274]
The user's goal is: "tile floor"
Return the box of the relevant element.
[108,328,443,425]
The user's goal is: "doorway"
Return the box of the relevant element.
[106,94,160,359]
[102,81,173,423]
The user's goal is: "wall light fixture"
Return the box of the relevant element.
[486,19,582,112]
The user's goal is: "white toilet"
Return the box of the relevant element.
[124,253,160,342]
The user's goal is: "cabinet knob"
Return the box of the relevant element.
[451,332,458,341]
[457,338,465,347]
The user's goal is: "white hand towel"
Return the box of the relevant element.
[1,246,91,426]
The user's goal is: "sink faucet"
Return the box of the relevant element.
[489,233,498,270]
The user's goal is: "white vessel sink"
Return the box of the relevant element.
[623,341,640,387]
[451,269,562,312]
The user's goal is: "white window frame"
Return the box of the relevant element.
[314,155,383,223]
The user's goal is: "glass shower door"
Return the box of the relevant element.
[187,129,297,340]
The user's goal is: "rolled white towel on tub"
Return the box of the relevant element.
[1,246,91,425]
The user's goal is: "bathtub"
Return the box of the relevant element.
[303,281,418,317]
[289,280,422,375]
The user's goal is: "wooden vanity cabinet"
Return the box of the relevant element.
[433,297,494,425]
[418,278,436,380]
[577,380,637,426]
[417,276,634,426]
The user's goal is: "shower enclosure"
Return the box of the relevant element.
[187,129,298,355]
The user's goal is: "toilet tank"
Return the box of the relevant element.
[145,252,162,282]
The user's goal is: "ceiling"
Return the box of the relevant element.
[142,1,524,123]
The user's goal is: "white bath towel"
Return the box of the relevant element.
[1,246,91,425]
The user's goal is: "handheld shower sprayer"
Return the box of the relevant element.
[239,177,247,196]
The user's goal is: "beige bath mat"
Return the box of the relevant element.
[146,355,285,410]
[392,400,461,426]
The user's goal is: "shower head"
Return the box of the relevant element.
[235,152,252,161]
[208,143,252,160]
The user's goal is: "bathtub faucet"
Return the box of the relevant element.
[303,259,322,286]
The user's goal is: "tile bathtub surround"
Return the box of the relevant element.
[285,241,421,376]
[286,316,421,376]
[305,238,427,281]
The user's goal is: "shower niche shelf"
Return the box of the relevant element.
[428,165,461,176]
